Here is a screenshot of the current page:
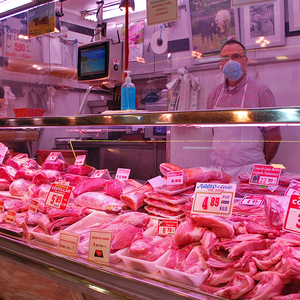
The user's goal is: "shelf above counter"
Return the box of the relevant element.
[1,107,300,128]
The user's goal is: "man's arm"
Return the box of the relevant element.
[264,127,281,164]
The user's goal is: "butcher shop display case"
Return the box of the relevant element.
[0,107,300,300]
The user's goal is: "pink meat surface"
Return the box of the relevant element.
[264,196,285,230]
[191,214,235,238]
[68,165,95,176]
[164,243,193,271]
[32,169,61,185]
[243,273,283,300]
[120,183,153,211]
[215,274,255,300]
[48,203,87,222]
[42,158,68,172]
[110,225,143,252]
[5,153,29,170]
[228,239,268,259]
[183,245,207,275]
[129,235,173,261]
[0,179,11,191]
[110,212,151,229]
[64,173,89,187]
[174,218,205,246]
[103,179,142,199]
[9,178,32,197]
[159,162,183,176]
[73,178,107,197]
[0,165,17,182]
[201,230,218,260]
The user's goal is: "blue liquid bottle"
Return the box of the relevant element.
[121,70,135,110]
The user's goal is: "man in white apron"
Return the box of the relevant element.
[207,40,281,179]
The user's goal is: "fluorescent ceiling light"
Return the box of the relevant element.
[0,0,33,14]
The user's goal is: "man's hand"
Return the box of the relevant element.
[264,127,281,164]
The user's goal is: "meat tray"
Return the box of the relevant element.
[29,226,60,246]
[117,248,170,274]
[155,260,210,288]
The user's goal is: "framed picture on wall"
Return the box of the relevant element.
[240,0,285,49]
[189,0,240,59]
[288,0,300,32]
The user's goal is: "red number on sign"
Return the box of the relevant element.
[202,196,208,210]
[297,214,300,229]
[50,194,56,205]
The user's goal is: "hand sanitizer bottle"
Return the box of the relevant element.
[121,70,135,110]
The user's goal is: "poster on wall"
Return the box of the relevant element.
[28,2,55,38]
[122,20,145,62]
[189,0,239,57]
[4,26,33,60]
[146,0,178,26]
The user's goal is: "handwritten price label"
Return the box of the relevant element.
[23,159,36,169]
[74,155,86,166]
[90,169,111,180]
[250,164,281,187]
[115,168,131,181]
[6,211,16,224]
[46,152,60,161]
[284,195,300,234]
[241,195,265,206]
[157,219,178,236]
[29,199,39,213]
[45,183,74,211]
[0,200,4,213]
[167,171,183,185]
[58,232,80,257]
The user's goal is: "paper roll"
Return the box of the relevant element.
[151,30,168,55]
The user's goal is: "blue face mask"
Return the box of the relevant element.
[222,60,243,81]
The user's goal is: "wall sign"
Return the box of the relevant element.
[147,0,178,26]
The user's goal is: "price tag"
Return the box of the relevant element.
[192,182,236,216]
[90,169,112,180]
[250,164,281,186]
[6,211,16,224]
[167,171,183,185]
[285,180,300,197]
[115,168,131,180]
[29,199,39,213]
[283,194,300,234]
[0,200,4,213]
[88,230,112,264]
[157,219,178,236]
[46,152,61,161]
[147,176,167,188]
[45,183,74,211]
[74,155,86,166]
[22,159,36,169]
[58,232,80,257]
[0,148,8,164]
[241,194,265,206]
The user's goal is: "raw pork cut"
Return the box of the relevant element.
[145,191,190,205]
[75,191,126,211]
[120,183,153,211]
[5,153,29,170]
[0,179,11,191]
[154,183,194,196]
[64,173,88,187]
[103,179,142,199]
[174,218,205,246]
[128,235,173,261]
[9,178,32,197]
[183,245,207,275]
[164,243,193,271]
[0,165,16,182]
[42,158,68,172]
[73,178,107,197]
[159,163,183,176]
[243,273,283,300]
[32,169,61,185]
[191,214,235,238]
[68,164,95,176]
[110,212,151,229]
[144,205,184,219]
[144,198,183,212]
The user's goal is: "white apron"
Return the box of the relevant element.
[210,83,266,179]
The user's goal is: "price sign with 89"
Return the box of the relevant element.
[202,196,220,210]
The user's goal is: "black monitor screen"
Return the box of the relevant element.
[78,41,109,81]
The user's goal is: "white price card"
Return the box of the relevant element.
[88,230,112,264]
[46,152,61,161]
[6,211,16,224]
[0,148,7,164]
[0,199,4,213]
[241,194,265,206]
[167,171,184,185]
[115,168,131,180]
[157,219,178,236]
[285,180,300,197]
[192,183,236,216]
[90,169,111,180]
[22,159,36,169]
[58,232,80,257]
[74,155,86,166]
[29,199,38,213]
[250,164,282,186]
[147,176,167,188]
[283,194,300,234]
[45,183,74,211]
